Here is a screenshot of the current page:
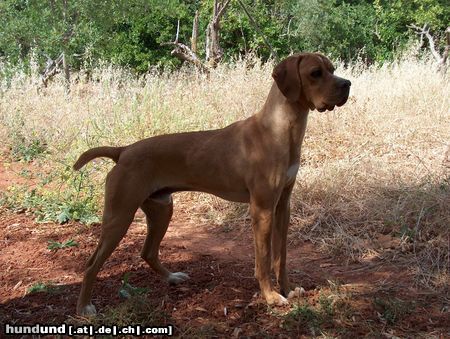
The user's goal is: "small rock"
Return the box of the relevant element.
[288,286,305,299]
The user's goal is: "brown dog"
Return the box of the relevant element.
[74,53,350,316]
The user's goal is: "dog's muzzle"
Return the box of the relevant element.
[337,79,351,107]
[317,78,351,112]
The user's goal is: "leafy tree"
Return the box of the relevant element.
[0,0,449,71]
[373,0,450,58]
[102,0,194,71]
[0,0,106,68]
[217,0,287,60]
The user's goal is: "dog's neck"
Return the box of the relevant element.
[255,82,310,159]
[257,82,310,124]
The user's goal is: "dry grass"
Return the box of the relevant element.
[0,54,449,290]
[293,57,449,290]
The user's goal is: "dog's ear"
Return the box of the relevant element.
[272,54,303,102]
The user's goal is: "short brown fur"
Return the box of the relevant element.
[74,53,351,316]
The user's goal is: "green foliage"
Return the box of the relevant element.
[373,297,413,325]
[286,1,376,61]
[118,272,149,299]
[47,239,79,250]
[10,137,48,162]
[27,282,50,294]
[102,1,195,71]
[372,0,450,60]
[2,165,100,225]
[89,276,165,327]
[213,0,286,60]
[6,115,48,162]
[281,293,332,334]
[0,0,449,70]
[282,283,355,335]
[27,281,64,294]
[281,295,338,335]
[285,303,325,332]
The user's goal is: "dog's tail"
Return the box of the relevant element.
[73,146,124,170]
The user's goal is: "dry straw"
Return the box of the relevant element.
[0,53,449,290]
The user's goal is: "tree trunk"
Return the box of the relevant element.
[409,24,450,73]
[205,0,231,68]
[191,11,199,54]
[163,0,231,71]
[62,52,71,94]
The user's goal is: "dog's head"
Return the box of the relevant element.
[272,53,351,112]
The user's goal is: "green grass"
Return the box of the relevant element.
[2,163,100,225]
[280,280,356,336]
[27,282,50,294]
[118,273,150,299]
[5,114,48,162]
[373,297,413,325]
[27,282,64,295]
[281,300,340,336]
[47,239,79,250]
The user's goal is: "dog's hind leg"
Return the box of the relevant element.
[76,167,143,316]
[140,194,189,285]
[77,226,130,316]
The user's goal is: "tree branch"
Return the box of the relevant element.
[236,0,278,61]
[206,0,231,67]
[409,24,450,73]
[40,53,64,88]
[441,27,450,66]
[191,11,199,54]
[216,0,232,22]
[162,41,208,73]
[165,2,232,70]
[408,24,442,62]
[175,19,180,44]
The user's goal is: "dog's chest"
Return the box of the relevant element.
[285,163,300,185]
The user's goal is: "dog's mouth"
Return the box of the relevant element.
[336,95,349,107]
[317,94,349,112]
[317,105,334,113]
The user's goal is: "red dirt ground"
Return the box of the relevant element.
[1,159,449,338]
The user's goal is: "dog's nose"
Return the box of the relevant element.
[340,79,351,88]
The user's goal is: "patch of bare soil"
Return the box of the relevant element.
[0,159,449,337]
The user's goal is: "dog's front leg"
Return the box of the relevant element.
[272,184,294,296]
[250,200,288,306]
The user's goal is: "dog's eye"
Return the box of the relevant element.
[310,69,322,78]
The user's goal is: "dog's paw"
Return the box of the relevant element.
[264,291,289,306]
[167,272,190,285]
[77,303,97,316]
[287,286,306,300]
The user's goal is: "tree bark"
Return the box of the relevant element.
[62,52,71,94]
[162,41,209,73]
[191,11,199,54]
[409,24,450,73]
[205,0,232,67]
[163,1,231,71]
